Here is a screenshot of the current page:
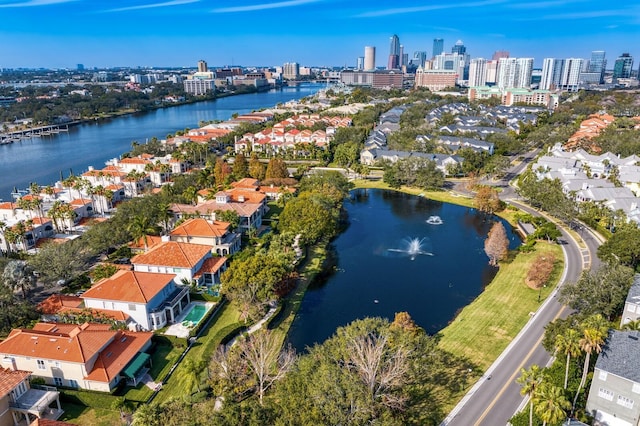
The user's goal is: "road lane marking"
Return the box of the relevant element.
[473,305,567,426]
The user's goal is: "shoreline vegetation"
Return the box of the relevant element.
[349,178,565,412]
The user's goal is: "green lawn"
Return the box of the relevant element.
[58,403,122,426]
[152,301,241,405]
[437,241,564,371]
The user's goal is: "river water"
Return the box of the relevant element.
[0,83,324,200]
[286,189,521,352]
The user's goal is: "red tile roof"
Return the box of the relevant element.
[170,218,230,238]
[82,270,176,303]
[0,367,31,398]
[37,295,83,315]
[193,256,227,279]
[131,241,212,268]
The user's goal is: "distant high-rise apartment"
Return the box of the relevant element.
[468,58,488,87]
[497,57,533,89]
[77,64,84,71]
[560,58,584,91]
[197,60,208,73]
[399,45,406,67]
[433,38,444,57]
[432,52,467,84]
[541,58,565,90]
[613,53,634,81]
[283,62,300,80]
[588,51,606,83]
[451,40,466,55]
[485,60,499,85]
[492,50,509,60]
[388,34,400,69]
[364,46,376,71]
[357,56,365,70]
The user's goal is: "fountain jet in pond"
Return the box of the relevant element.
[388,237,434,260]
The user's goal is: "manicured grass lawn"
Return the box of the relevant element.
[270,242,327,349]
[437,241,564,372]
[58,403,122,426]
[152,301,241,405]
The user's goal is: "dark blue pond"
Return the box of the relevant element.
[287,188,521,351]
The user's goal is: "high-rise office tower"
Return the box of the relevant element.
[388,34,400,69]
[364,46,376,71]
[588,51,606,83]
[492,50,509,60]
[357,56,365,70]
[197,60,208,73]
[411,51,428,68]
[433,38,444,57]
[497,58,533,89]
[399,45,404,67]
[468,58,487,86]
[613,53,634,81]
[451,40,466,55]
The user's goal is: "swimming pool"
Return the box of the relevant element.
[183,304,208,325]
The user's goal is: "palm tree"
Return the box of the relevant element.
[127,216,158,251]
[555,328,581,389]
[517,364,544,426]
[157,203,172,235]
[533,382,571,426]
[622,319,640,331]
[182,358,206,394]
[573,314,609,410]
[131,403,161,426]
[0,220,11,255]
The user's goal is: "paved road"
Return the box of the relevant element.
[442,151,604,426]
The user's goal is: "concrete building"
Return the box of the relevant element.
[364,46,376,71]
[415,69,458,91]
[283,62,299,80]
[497,57,533,90]
[621,275,640,327]
[469,58,488,87]
[614,53,634,81]
[388,34,400,70]
[197,60,208,72]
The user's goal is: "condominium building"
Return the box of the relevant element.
[415,69,458,91]
[496,57,533,90]
[283,62,300,80]
[364,46,376,71]
[468,58,488,87]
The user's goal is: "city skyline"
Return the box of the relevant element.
[1,0,639,69]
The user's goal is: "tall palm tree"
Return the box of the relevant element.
[555,328,581,389]
[127,216,158,251]
[533,382,571,426]
[573,314,609,410]
[517,365,545,426]
[517,364,545,426]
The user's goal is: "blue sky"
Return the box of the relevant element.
[0,0,638,69]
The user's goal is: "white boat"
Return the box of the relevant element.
[426,215,443,225]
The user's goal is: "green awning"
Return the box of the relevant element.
[123,352,150,379]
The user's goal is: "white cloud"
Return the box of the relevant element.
[0,0,76,8]
[211,0,320,13]
[104,0,199,13]
[355,0,507,18]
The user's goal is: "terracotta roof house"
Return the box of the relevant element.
[131,241,227,287]
[170,190,264,233]
[170,218,241,256]
[81,270,188,331]
[0,366,63,426]
[0,323,153,392]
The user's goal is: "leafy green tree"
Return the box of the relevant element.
[90,263,119,282]
[333,141,360,167]
[232,153,248,180]
[215,210,240,231]
[28,240,91,286]
[278,193,339,245]
[248,153,266,181]
[265,158,289,181]
[597,222,640,269]
[2,260,36,299]
[559,262,634,320]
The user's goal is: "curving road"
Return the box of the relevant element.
[441,153,603,426]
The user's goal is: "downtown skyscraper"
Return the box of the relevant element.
[387,34,400,70]
[432,38,444,58]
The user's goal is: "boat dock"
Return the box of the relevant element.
[0,124,72,144]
